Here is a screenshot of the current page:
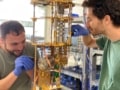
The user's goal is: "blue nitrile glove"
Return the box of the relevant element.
[71,24,89,36]
[20,55,34,71]
[13,58,24,76]
[13,55,34,76]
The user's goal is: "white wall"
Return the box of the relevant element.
[72,0,84,16]
[0,0,45,37]
[0,0,33,20]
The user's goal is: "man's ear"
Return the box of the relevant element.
[103,15,111,25]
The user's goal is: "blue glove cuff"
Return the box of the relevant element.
[13,67,22,76]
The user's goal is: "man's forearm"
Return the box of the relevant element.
[82,34,98,48]
[0,71,17,90]
[26,70,34,81]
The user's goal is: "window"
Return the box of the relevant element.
[0,0,45,39]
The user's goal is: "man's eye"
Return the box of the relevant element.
[12,43,18,46]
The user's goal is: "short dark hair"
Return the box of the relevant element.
[0,20,25,39]
[82,0,120,27]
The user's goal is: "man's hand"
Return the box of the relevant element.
[13,55,34,77]
[71,24,89,36]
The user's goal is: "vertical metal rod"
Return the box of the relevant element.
[32,4,36,42]
[32,45,37,90]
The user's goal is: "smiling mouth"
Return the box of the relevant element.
[15,50,23,55]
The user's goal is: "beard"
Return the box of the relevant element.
[5,45,24,57]
[3,40,25,57]
[6,49,23,57]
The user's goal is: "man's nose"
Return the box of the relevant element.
[17,44,24,50]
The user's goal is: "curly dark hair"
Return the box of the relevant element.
[82,0,120,27]
[0,20,25,39]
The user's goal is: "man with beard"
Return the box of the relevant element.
[72,0,120,90]
[0,20,35,90]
